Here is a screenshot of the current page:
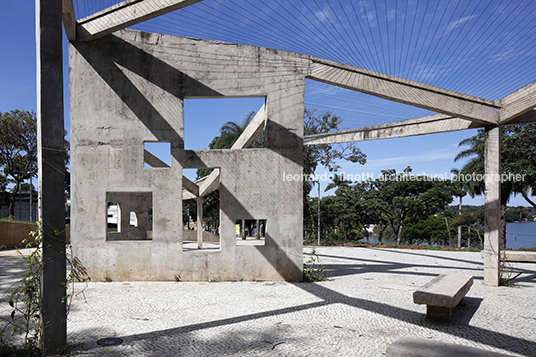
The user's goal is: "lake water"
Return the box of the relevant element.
[357,221,536,249]
[506,222,536,249]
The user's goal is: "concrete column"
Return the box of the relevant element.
[197,197,203,249]
[457,196,462,248]
[255,219,260,239]
[483,126,501,286]
[241,219,246,240]
[36,0,67,353]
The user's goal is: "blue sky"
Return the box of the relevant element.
[1,1,533,207]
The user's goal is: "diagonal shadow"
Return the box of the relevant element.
[319,263,482,279]
[366,247,484,266]
[95,280,533,356]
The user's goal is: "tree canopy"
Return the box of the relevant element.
[454,124,536,247]
[306,167,460,246]
[0,110,37,219]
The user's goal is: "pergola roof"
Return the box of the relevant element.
[65,0,536,138]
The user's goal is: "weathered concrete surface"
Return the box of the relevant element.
[70,29,306,282]
[387,337,512,357]
[304,114,481,145]
[308,59,500,124]
[500,80,536,124]
[483,126,501,286]
[76,0,202,41]
[502,251,536,263]
[413,274,473,321]
[413,274,473,308]
[61,0,76,41]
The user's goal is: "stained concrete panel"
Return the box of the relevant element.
[70,29,305,281]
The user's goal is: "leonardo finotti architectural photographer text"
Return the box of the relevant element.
[282,171,526,183]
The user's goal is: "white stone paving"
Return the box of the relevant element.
[1,246,535,356]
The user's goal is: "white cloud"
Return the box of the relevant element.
[366,149,455,168]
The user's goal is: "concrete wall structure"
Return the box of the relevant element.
[68,28,536,286]
[70,29,305,281]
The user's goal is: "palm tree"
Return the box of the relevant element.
[209,111,264,149]
[324,173,351,193]
[454,125,536,249]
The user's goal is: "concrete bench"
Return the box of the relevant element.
[387,337,511,357]
[413,274,473,321]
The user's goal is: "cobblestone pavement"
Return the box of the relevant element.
[1,246,535,356]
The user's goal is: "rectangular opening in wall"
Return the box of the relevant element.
[236,219,266,246]
[107,202,120,232]
[184,97,266,150]
[106,192,152,241]
[144,141,171,168]
[182,168,221,251]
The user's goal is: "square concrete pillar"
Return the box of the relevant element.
[36,0,67,353]
[197,196,203,249]
[483,126,501,286]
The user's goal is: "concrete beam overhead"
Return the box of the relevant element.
[231,104,267,149]
[198,168,220,197]
[182,176,199,196]
[77,0,202,41]
[505,108,536,125]
[308,59,500,125]
[62,0,76,41]
[144,149,169,167]
[304,114,481,145]
[499,80,536,124]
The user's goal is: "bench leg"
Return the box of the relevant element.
[426,305,452,321]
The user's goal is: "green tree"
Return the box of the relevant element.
[402,215,449,246]
[324,173,351,193]
[209,111,265,150]
[0,110,37,219]
[454,124,536,248]
[369,167,459,245]
[303,109,366,177]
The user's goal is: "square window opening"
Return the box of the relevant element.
[184,97,266,150]
[236,219,266,247]
[106,192,152,241]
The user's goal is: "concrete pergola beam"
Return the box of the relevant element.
[76,0,202,41]
[182,176,199,197]
[507,108,536,125]
[499,80,536,124]
[303,114,481,145]
[308,59,500,125]
[143,149,169,168]
[62,0,76,41]
[231,103,267,149]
